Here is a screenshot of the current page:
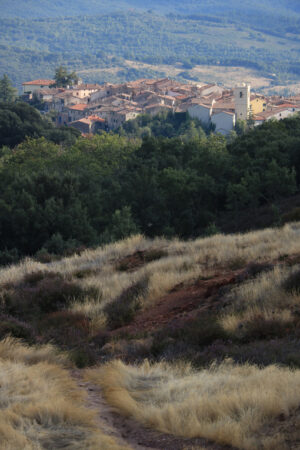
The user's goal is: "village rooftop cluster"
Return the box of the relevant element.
[22,78,300,136]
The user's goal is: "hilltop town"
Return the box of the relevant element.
[22,77,300,136]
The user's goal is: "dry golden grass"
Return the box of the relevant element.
[87,359,300,450]
[219,265,300,337]
[2,223,300,328]
[0,338,128,450]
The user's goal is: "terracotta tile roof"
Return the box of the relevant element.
[273,103,297,109]
[77,118,91,125]
[87,115,105,122]
[68,104,89,111]
[22,79,55,86]
[176,95,189,100]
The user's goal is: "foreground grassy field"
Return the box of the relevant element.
[0,338,127,449]
[87,360,300,449]
[1,223,300,448]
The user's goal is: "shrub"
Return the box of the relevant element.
[33,277,86,313]
[70,346,97,368]
[73,268,97,279]
[0,315,35,342]
[91,330,110,349]
[281,207,300,224]
[151,314,227,358]
[245,262,274,278]
[104,277,148,329]
[176,314,228,347]
[35,248,61,263]
[40,311,90,333]
[116,260,131,272]
[39,311,93,348]
[202,338,300,368]
[227,256,247,270]
[0,248,19,266]
[3,273,98,317]
[236,262,274,282]
[282,269,300,294]
[23,271,63,286]
[232,314,292,342]
[143,249,168,262]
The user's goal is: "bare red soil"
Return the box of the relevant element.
[112,252,300,338]
[113,269,242,337]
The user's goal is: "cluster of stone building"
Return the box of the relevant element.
[22,78,300,136]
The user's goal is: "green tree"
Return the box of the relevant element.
[101,206,140,243]
[235,119,247,136]
[53,66,79,88]
[0,75,17,103]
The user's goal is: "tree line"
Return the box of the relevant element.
[0,100,299,264]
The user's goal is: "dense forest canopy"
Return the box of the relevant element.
[0,101,299,264]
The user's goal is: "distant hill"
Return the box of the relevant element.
[1,9,300,89]
[1,1,299,89]
[0,0,299,18]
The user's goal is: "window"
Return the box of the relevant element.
[240,92,243,98]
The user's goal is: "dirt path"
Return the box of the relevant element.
[72,369,235,450]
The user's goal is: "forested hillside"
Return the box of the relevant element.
[1,4,300,89]
[0,104,300,264]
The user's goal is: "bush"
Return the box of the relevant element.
[0,315,35,342]
[3,272,98,317]
[237,262,274,282]
[104,277,148,329]
[245,262,274,277]
[281,207,300,224]
[227,256,247,270]
[202,338,300,368]
[232,314,292,342]
[40,311,91,347]
[144,249,168,262]
[41,311,90,332]
[282,269,300,294]
[23,270,63,286]
[91,330,110,348]
[0,248,19,266]
[178,314,227,347]
[70,347,97,368]
[151,314,227,358]
[35,248,60,263]
[73,268,97,279]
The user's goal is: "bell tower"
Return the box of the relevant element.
[234,83,251,121]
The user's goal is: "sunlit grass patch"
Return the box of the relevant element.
[0,338,128,449]
[87,359,300,449]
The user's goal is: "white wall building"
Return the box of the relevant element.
[254,107,300,126]
[22,79,55,95]
[211,111,236,135]
[188,103,213,126]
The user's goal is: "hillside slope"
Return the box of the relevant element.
[1,224,300,447]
